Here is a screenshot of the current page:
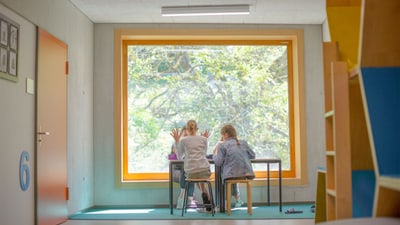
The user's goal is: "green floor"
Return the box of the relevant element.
[69,203,315,220]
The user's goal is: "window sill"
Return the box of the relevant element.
[117,177,307,189]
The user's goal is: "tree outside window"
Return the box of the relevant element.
[124,41,294,180]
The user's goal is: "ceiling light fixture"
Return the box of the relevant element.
[161,5,250,17]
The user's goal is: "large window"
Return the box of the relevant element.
[115,29,306,184]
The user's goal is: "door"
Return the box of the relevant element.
[36,28,68,225]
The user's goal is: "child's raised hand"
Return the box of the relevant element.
[201,129,210,138]
[170,128,180,143]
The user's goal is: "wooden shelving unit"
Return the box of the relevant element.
[358,0,400,218]
[322,42,352,221]
[361,69,400,217]
[348,70,375,218]
[320,0,400,222]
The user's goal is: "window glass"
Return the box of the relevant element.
[124,43,294,178]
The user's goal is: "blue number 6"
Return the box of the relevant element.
[19,151,30,191]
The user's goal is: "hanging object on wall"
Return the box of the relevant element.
[0,12,19,82]
[19,150,30,191]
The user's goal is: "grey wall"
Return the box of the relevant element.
[0,0,94,224]
[0,0,326,223]
[93,23,325,206]
[0,4,36,225]
[322,19,331,42]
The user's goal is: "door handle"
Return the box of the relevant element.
[37,131,50,144]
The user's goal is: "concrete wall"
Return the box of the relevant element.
[322,18,331,42]
[93,23,325,206]
[0,0,94,224]
[0,0,326,223]
[0,4,36,225]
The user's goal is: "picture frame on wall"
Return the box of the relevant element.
[9,51,16,76]
[0,13,19,82]
[0,47,7,72]
[0,20,8,46]
[10,24,18,51]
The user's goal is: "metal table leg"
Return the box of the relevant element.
[169,161,173,214]
[279,161,282,212]
[267,163,270,206]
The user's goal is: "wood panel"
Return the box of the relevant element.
[331,62,352,219]
[360,0,400,67]
[36,28,68,225]
[323,42,352,221]
[315,170,327,223]
[348,77,373,170]
[326,2,361,69]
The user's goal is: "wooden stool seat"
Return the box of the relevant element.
[182,178,215,216]
[225,179,252,215]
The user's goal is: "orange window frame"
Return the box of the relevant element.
[121,39,296,181]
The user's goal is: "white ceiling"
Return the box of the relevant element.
[68,0,326,24]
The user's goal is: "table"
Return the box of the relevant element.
[169,158,282,214]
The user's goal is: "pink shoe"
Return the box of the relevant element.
[189,200,197,208]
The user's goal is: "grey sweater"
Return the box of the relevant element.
[177,135,210,175]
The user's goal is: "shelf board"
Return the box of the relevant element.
[349,66,360,80]
[326,189,337,197]
[326,151,335,156]
[325,110,334,118]
[378,175,400,192]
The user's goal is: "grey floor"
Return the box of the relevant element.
[62,219,315,225]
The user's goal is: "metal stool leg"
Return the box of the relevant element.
[183,179,215,216]
[206,181,215,216]
[181,181,190,216]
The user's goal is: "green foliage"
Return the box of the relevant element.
[127,45,290,172]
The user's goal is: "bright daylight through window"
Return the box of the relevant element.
[122,40,296,181]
